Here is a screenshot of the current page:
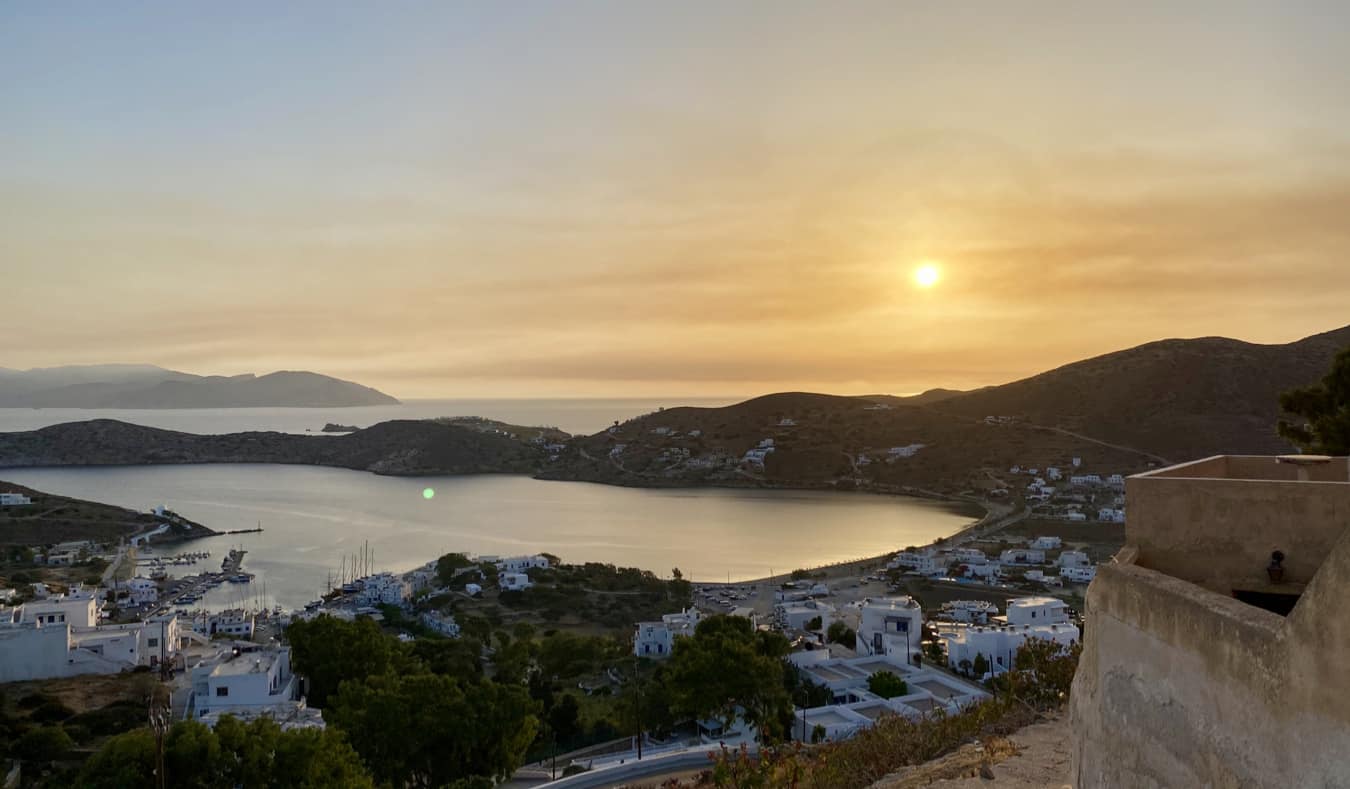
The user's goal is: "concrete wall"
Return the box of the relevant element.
[1070,524,1350,787]
[0,625,71,683]
[1126,466,1350,593]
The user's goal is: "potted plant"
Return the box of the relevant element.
[1267,550,1286,584]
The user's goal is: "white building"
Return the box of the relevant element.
[857,597,923,660]
[948,548,988,566]
[887,444,926,458]
[634,608,701,659]
[498,572,532,592]
[191,647,300,724]
[938,600,997,624]
[1046,467,1062,481]
[496,555,551,573]
[1061,566,1097,584]
[963,563,1002,580]
[999,548,1046,565]
[125,577,159,606]
[1066,511,1088,522]
[1029,536,1062,550]
[792,654,988,742]
[358,572,410,606]
[0,604,180,682]
[464,583,482,596]
[1005,596,1070,625]
[1097,507,1126,523]
[421,611,460,637]
[889,550,944,575]
[941,620,1080,676]
[0,492,32,506]
[1058,550,1091,568]
[775,599,835,632]
[1106,474,1126,489]
[188,609,256,639]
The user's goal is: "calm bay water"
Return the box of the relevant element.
[0,397,741,438]
[0,465,980,610]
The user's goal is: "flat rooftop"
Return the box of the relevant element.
[212,652,280,676]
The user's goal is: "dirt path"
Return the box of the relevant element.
[872,712,1072,788]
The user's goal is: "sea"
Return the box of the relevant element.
[0,400,981,610]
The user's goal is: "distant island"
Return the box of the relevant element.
[0,364,398,409]
[320,423,361,433]
[0,419,547,476]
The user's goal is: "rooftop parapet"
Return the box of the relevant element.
[1126,454,1350,595]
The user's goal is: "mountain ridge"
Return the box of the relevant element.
[0,365,398,408]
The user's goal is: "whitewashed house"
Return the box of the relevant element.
[634,608,701,658]
[1029,536,1062,550]
[358,573,410,606]
[191,647,300,724]
[1005,597,1070,625]
[948,548,988,565]
[0,492,32,506]
[498,572,532,592]
[421,611,460,637]
[126,577,159,606]
[496,555,550,573]
[1066,511,1088,522]
[1058,550,1091,568]
[1046,467,1062,481]
[774,599,835,631]
[938,600,997,624]
[1061,566,1097,584]
[856,597,924,661]
[999,548,1046,565]
[888,444,926,458]
[942,620,1079,675]
[889,550,944,575]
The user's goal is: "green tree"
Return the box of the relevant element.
[76,728,156,787]
[665,615,792,739]
[14,725,73,763]
[287,614,395,706]
[408,637,483,679]
[1278,347,1350,455]
[164,719,225,785]
[804,615,823,631]
[437,552,475,586]
[972,653,990,678]
[866,670,909,699]
[826,620,856,649]
[547,694,581,743]
[327,672,538,787]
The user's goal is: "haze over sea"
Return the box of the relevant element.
[0,400,981,610]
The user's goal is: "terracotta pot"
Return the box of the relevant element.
[1267,566,1285,584]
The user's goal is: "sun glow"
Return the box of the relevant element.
[914,263,941,288]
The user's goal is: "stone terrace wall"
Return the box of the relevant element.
[1070,526,1350,787]
[1126,464,1350,593]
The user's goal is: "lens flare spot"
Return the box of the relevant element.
[422,487,435,500]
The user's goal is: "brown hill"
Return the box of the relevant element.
[0,419,546,476]
[932,324,1350,460]
[543,391,1152,496]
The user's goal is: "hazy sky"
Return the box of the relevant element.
[5,2,1350,398]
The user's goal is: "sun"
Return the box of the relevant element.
[914,263,941,288]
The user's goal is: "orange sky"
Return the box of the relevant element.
[4,4,1349,398]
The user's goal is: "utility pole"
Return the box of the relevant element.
[150,699,170,789]
[633,656,643,760]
